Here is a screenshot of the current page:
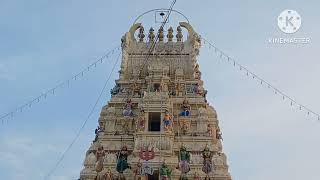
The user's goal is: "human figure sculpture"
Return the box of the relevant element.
[194,64,202,80]
[163,110,173,132]
[122,99,133,117]
[216,128,223,141]
[95,144,105,173]
[98,121,105,131]
[94,126,103,142]
[177,144,190,175]
[180,119,190,135]
[131,82,141,97]
[116,145,130,173]
[194,83,205,96]
[202,144,213,174]
[136,109,145,132]
[180,98,191,116]
[160,160,172,180]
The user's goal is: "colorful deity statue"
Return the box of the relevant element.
[95,144,105,173]
[136,109,145,132]
[163,110,173,132]
[122,99,133,117]
[116,145,130,174]
[180,98,191,116]
[160,160,172,180]
[202,144,213,174]
[177,144,190,174]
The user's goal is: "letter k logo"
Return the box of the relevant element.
[277,9,301,34]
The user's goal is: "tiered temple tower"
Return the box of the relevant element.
[80,22,232,180]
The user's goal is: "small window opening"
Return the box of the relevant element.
[148,112,161,131]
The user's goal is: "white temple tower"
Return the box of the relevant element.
[80,21,232,180]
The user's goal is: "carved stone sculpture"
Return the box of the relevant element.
[160,160,172,180]
[122,99,133,117]
[180,98,191,116]
[116,145,130,173]
[80,22,232,180]
[95,144,105,173]
[177,144,191,174]
[202,144,213,174]
[163,110,173,132]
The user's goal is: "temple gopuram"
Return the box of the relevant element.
[80,21,232,180]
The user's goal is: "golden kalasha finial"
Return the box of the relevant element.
[158,26,164,42]
[176,26,183,42]
[148,27,155,42]
[167,27,174,42]
[138,26,145,42]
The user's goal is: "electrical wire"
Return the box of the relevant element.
[202,37,320,121]
[0,46,120,124]
[43,51,122,180]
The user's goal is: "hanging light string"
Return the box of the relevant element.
[201,37,320,121]
[43,51,122,180]
[0,45,121,124]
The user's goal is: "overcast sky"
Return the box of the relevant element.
[1,0,320,180]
